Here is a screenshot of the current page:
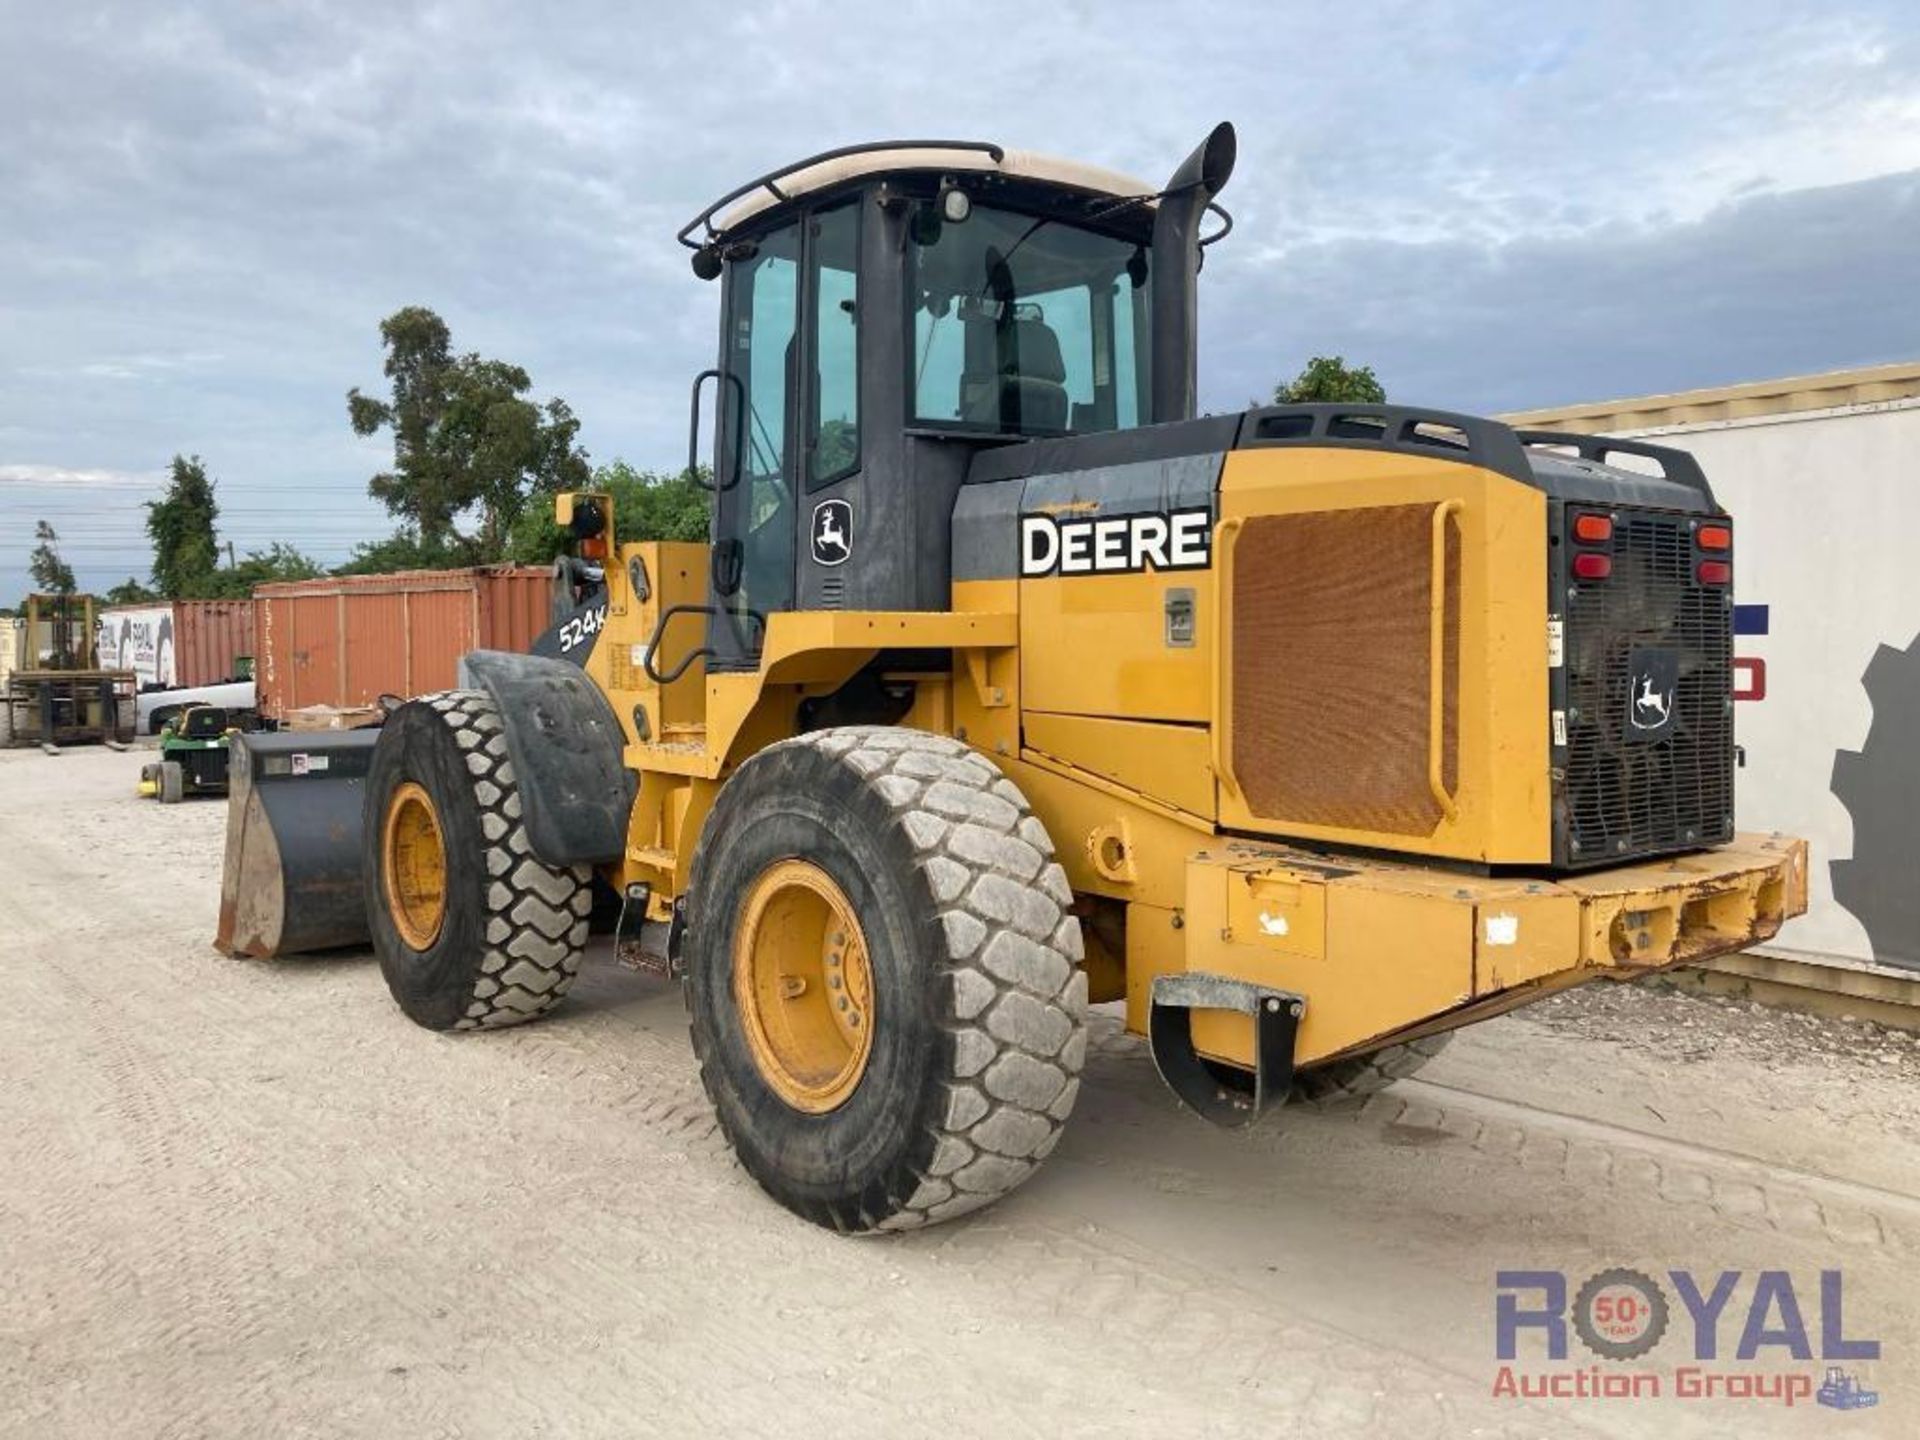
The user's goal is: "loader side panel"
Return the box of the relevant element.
[1217,446,1553,864]
[1015,452,1224,723]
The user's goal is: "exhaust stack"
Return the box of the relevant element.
[1150,121,1237,425]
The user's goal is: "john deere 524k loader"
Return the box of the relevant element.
[222,124,1807,1232]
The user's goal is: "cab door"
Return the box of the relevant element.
[709,220,802,669]
[794,201,862,606]
[708,203,866,667]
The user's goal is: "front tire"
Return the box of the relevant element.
[158,759,186,804]
[686,727,1088,1233]
[364,690,592,1031]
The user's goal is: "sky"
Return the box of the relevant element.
[3,0,1919,600]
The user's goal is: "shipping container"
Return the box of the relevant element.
[253,567,553,721]
[175,600,255,688]
[1504,358,1920,974]
[96,600,255,690]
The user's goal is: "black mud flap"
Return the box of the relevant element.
[459,649,634,868]
[1148,973,1305,1127]
[217,730,380,957]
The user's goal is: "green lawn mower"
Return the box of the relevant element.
[138,705,236,804]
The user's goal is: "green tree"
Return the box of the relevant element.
[104,577,159,605]
[333,528,458,577]
[29,520,76,595]
[505,460,712,564]
[146,454,222,597]
[349,306,592,558]
[188,543,326,600]
[1275,355,1387,405]
[26,522,80,666]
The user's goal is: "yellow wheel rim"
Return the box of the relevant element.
[382,781,448,951]
[734,859,875,1114]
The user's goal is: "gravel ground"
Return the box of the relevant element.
[1533,982,1920,1074]
[2,745,1914,1439]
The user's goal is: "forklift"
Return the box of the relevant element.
[0,593,134,753]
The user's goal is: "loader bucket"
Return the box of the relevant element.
[216,730,381,958]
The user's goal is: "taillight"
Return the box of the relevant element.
[1573,552,1613,580]
[1697,559,1731,585]
[1697,523,1731,551]
[1573,513,1614,544]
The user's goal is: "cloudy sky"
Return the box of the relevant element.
[4,0,1918,600]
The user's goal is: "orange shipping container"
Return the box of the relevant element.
[253,567,553,722]
[173,600,256,687]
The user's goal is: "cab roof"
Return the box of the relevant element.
[680,139,1157,250]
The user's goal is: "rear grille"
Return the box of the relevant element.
[1231,504,1458,836]
[1558,509,1734,865]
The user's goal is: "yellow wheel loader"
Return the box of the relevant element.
[220,124,1807,1232]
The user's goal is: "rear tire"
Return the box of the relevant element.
[158,759,185,804]
[0,698,12,748]
[686,727,1088,1233]
[365,690,592,1031]
[1290,1033,1453,1107]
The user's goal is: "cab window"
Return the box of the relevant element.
[910,204,1149,437]
[808,203,860,486]
[715,222,800,629]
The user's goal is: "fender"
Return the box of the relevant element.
[458,649,635,866]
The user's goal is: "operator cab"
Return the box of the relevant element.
[681,130,1235,667]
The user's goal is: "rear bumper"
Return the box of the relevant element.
[1133,832,1808,1070]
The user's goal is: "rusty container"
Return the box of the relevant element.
[253,567,553,723]
[173,600,255,686]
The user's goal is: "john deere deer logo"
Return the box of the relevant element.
[1631,674,1671,729]
[1622,648,1680,744]
[811,499,852,567]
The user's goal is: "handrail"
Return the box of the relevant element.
[642,605,718,685]
[678,139,1007,250]
[640,603,769,685]
[1428,500,1465,824]
[1210,516,1245,799]
[687,368,746,492]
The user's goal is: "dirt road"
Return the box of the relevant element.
[3,745,1913,1438]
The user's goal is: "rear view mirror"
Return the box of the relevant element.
[908,204,943,248]
[567,497,606,541]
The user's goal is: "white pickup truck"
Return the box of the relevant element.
[135,680,257,736]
